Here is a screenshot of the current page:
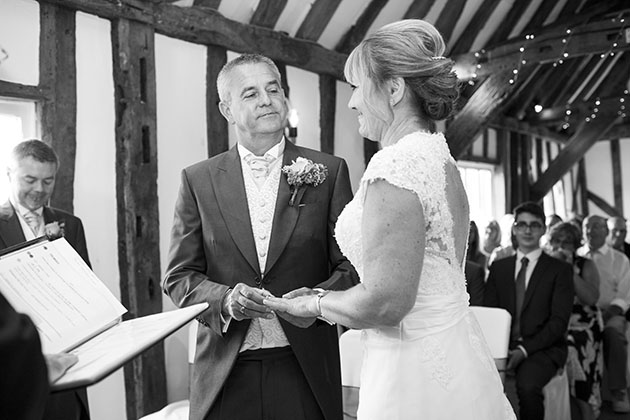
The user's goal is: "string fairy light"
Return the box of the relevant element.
[601,13,627,58]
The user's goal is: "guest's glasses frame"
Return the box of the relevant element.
[513,221,545,232]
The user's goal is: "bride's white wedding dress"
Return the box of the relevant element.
[335,132,515,419]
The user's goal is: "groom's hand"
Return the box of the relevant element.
[223,283,274,321]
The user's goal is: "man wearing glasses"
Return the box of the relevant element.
[484,201,574,420]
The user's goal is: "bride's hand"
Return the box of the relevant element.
[264,294,320,328]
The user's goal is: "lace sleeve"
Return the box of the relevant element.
[359,145,429,210]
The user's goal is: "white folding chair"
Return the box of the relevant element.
[339,329,363,418]
[470,306,511,383]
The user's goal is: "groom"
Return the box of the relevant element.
[163,54,359,420]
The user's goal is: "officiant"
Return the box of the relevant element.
[0,139,91,420]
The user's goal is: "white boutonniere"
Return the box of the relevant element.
[44,221,65,240]
[281,157,328,206]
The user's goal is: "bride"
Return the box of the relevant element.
[264,19,515,419]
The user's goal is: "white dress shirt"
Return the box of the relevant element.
[577,243,630,312]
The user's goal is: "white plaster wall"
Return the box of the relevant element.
[155,33,208,404]
[286,66,320,151]
[584,141,615,217]
[74,11,127,420]
[0,0,39,85]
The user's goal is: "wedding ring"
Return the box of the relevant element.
[240,305,246,314]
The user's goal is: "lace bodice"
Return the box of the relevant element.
[335,131,468,297]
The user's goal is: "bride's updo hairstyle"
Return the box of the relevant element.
[344,19,459,122]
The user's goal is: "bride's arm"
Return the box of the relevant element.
[265,179,426,329]
[320,180,425,328]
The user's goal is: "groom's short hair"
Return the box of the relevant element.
[216,54,282,104]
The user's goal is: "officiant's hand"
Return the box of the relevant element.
[45,353,78,384]
[223,283,274,321]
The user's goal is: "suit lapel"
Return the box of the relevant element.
[0,202,27,249]
[265,142,306,275]
[522,252,550,311]
[212,147,261,276]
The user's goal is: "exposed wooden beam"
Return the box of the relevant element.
[489,117,568,144]
[39,3,77,213]
[449,0,502,55]
[111,17,166,419]
[550,55,599,107]
[521,0,558,35]
[455,15,630,80]
[206,44,228,157]
[336,0,388,55]
[530,116,619,202]
[403,0,436,20]
[193,0,220,8]
[294,0,342,42]
[601,122,630,140]
[485,0,535,47]
[43,0,348,79]
[611,138,623,214]
[530,52,630,201]
[434,0,466,43]
[446,66,536,159]
[0,80,50,101]
[250,0,287,29]
[587,190,622,217]
[530,95,625,123]
[319,75,336,154]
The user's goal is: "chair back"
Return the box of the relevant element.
[339,329,364,387]
[470,306,511,381]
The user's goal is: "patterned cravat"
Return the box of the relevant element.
[512,256,529,341]
[244,154,276,179]
[23,210,42,235]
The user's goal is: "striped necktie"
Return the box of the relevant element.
[23,211,42,235]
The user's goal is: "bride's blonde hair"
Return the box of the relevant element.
[344,19,459,123]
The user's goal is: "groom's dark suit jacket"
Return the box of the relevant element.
[163,141,359,420]
[0,201,91,420]
[483,252,574,367]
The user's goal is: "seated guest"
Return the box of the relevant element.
[465,260,485,306]
[482,220,502,266]
[467,221,487,270]
[547,222,602,420]
[607,216,630,261]
[577,215,630,413]
[484,201,574,420]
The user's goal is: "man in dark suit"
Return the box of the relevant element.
[484,201,574,420]
[0,139,91,420]
[465,260,485,306]
[163,54,359,420]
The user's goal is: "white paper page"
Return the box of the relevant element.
[0,238,127,354]
[52,302,209,391]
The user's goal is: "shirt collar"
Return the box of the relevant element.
[516,248,543,263]
[9,196,43,218]
[238,138,286,162]
[589,243,610,255]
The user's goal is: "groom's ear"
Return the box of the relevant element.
[218,101,234,124]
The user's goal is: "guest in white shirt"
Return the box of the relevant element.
[577,215,630,413]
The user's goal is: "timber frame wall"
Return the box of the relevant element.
[1,1,629,416]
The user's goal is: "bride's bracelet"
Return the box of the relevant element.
[316,293,325,316]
